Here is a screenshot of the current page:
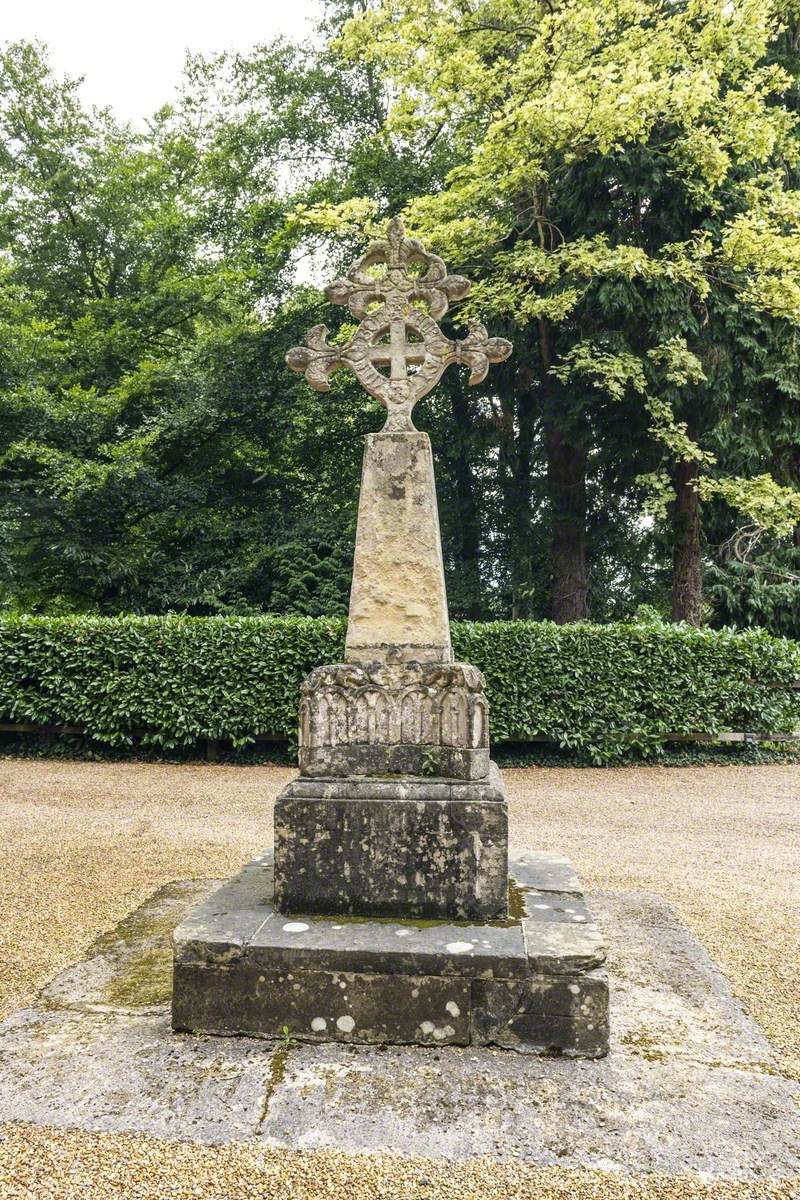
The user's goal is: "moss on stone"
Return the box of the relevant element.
[91,883,202,1008]
[302,910,519,929]
[104,945,173,1008]
[507,879,526,921]
[621,1030,666,1062]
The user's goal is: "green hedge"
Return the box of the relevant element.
[0,615,798,762]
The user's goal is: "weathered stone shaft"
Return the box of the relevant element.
[345,431,451,665]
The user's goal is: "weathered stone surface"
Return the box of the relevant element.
[260,1038,799,1171]
[471,970,609,1057]
[302,744,490,781]
[475,969,609,1021]
[285,763,505,802]
[286,217,512,436]
[0,1008,270,1144]
[519,889,594,925]
[173,964,471,1045]
[245,920,528,980]
[172,850,607,1056]
[522,919,607,976]
[510,852,583,896]
[274,793,508,919]
[344,432,453,664]
[299,659,490,779]
[172,856,273,966]
[176,870,528,979]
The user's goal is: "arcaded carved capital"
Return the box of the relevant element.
[297,659,490,780]
[301,660,486,697]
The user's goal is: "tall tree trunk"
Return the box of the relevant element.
[448,380,483,618]
[538,316,589,623]
[496,383,538,620]
[670,458,703,624]
[544,418,589,622]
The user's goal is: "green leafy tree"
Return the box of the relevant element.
[0,41,333,615]
[331,0,800,624]
[1,11,798,633]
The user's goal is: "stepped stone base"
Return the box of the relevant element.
[172,851,609,1057]
[274,765,508,920]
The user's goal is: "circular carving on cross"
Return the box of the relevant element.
[286,218,513,431]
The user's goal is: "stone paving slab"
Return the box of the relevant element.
[246,915,530,979]
[522,921,607,975]
[0,1007,268,1143]
[511,853,582,896]
[519,890,594,925]
[173,857,273,965]
[1,884,798,1178]
[177,868,530,979]
[261,1039,797,1170]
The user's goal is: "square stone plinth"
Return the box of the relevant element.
[273,767,508,920]
[172,851,608,1057]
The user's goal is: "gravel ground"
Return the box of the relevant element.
[1,758,798,1199]
[2,1123,799,1200]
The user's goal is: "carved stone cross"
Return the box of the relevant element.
[286,217,512,431]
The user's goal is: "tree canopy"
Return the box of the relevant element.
[0,1,798,634]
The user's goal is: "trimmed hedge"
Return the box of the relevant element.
[0,614,798,762]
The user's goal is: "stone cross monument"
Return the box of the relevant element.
[287,217,511,668]
[172,220,609,1056]
[276,218,512,920]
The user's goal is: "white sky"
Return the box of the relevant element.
[3,0,321,123]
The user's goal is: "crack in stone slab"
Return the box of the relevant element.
[256,1045,295,1135]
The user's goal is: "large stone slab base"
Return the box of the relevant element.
[172,850,608,1057]
[4,883,798,1178]
[274,765,508,919]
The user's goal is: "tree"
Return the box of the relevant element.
[334,0,800,623]
[0,36,426,616]
[0,40,299,613]
[1,12,798,631]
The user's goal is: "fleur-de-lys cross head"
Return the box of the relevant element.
[286,217,512,432]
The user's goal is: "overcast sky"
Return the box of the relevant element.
[4,0,321,122]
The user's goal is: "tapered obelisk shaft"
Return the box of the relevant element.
[345,431,452,665]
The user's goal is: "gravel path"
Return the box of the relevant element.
[1,758,798,1199]
[1,1123,798,1200]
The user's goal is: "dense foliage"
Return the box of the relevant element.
[0,1,798,633]
[1,614,797,762]
[335,0,800,626]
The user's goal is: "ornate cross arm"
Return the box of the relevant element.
[454,322,513,386]
[286,219,513,430]
[285,325,345,393]
[325,217,471,321]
